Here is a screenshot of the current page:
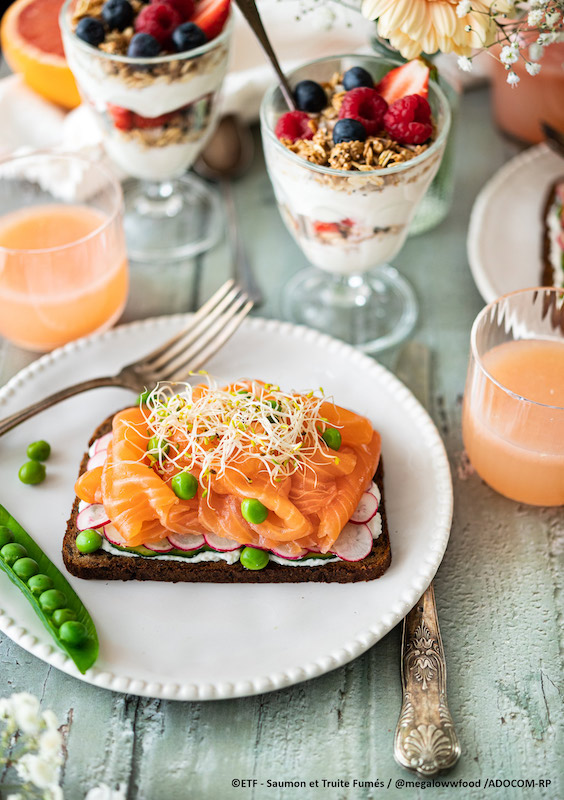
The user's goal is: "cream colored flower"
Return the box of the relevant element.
[362,0,515,58]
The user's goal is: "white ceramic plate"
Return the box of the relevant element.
[467,143,563,303]
[0,317,452,700]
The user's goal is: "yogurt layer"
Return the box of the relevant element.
[104,135,204,180]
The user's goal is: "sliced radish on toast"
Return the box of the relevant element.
[204,532,240,552]
[144,538,174,553]
[331,522,373,562]
[270,542,309,559]
[350,491,379,523]
[103,524,128,547]
[168,532,206,551]
[87,451,107,470]
[77,504,110,531]
[94,432,113,453]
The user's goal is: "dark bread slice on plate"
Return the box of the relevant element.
[542,178,564,286]
[63,414,391,584]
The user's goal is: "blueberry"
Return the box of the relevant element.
[102,0,134,31]
[343,66,374,91]
[294,80,326,113]
[333,118,367,144]
[171,22,207,53]
[75,16,106,47]
[127,32,161,58]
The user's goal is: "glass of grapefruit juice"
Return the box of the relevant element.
[0,152,128,352]
[462,288,564,506]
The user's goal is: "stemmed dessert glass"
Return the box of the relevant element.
[260,54,451,353]
[60,0,233,262]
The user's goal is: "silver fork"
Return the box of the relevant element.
[0,281,253,437]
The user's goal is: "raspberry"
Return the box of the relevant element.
[135,3,182,46]
[338,87,387,136]
[107,104,133,130]
[383,95,433,145]
[154,0,195,21]
[274,111,314,143]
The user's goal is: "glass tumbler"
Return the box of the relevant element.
[0,151,127,352]
[462,288,564,506]
[60,0,233,262]
[260,54,450,353]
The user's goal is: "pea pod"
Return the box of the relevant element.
[0,504,98,674]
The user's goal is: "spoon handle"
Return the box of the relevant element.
[223,181,263,307]
[234,0,296,110]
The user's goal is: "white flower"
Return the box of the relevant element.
[537,32,559,45]
[506,70,520,85]
[529,43,544,61]
[527,9,544,25]
[500,44,519,65]
[545,10,561,27]
[11,693,41,734]
[39,728,63,759]
[48,786,64,800]
[0,697,13,720]
[85,783,127,800]
[458,55,474,71]
[6,795,23,800]
[16,753,61,790]
[41,710,60,732]
[525,61,542,75]
[456,0,472,16]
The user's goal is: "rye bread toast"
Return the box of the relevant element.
[63,414,391,583]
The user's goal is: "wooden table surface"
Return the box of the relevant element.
[0,87,562,800]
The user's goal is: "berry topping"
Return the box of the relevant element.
[172,21,207,52]
[275,110,314,143]
[375,59,430,105]
[75,16,105,46]
[102,0,134,31]
[333,118,367,144]
[294,80,327,113]
[107,103,134,130]
[127,31,161,57]
[383,94,433,144]
[343,66,373,91]
[133,110,176,128]
[156,0,195,20]
[192,0,231,41]
[338,87,387,136]
[135,2,182,46]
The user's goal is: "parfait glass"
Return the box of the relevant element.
[60,0,232,262]
[260,54,451,353]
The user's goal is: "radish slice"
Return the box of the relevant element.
[270,542,309,559]
[331,522,373,562]
[168,533,205,551]
[204,532,240,552]
[144,538,174,553]
[94,432,113,453]
[87,451,107,471]
[77,504,110,531]
[103,524,128,547]
[350,491,379,524]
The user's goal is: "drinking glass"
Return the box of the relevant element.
[260,54,450,353]
[60,0,233,262]
[0,151,128,352]
[462,288,564,506]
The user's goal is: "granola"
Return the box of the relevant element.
[279,72,432,172]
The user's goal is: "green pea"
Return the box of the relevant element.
[18,461,46,485]
[321,427,342,451]
[171,471,198,500]
[137,389,151,406]
[1,542,27,566]
[0,525,14,549]
[240,547,269,571]
[13,557,39,581]
[59,620,88,647]
[52,608,77,628]
[28,574,54,596]
[26,440,51,461]
[241,498,269,525]
[76,529,103,554]
[39,589,67,613]
[147,436,169,461]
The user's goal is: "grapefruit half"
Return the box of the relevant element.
[1,0,80,109]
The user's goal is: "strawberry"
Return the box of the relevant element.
[375,59,430,106]
[192,0,230,41]
[274,111,314,143]
[133,111,177,128]
[313,221,340,234]
[107,104,133,131]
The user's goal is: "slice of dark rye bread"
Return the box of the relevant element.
[542,178,564,287]
[63,414,391,584]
